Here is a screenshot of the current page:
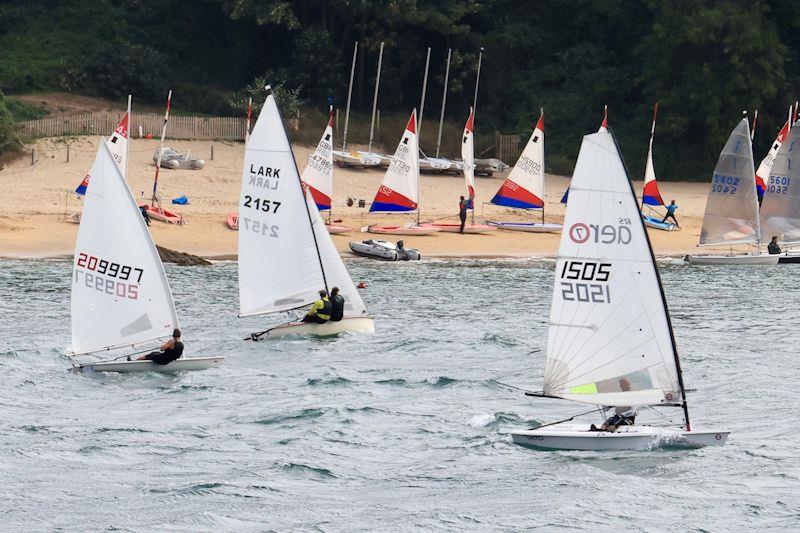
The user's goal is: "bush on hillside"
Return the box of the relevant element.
[0,92,21,154]
[86,41,169,102]
[229,70,302,119]
[172,83,234,116]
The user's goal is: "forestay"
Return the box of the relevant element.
[238,93,326,317]
[71,139,178,355]
[461,108,475,207]
[370,110,419,212]
[699,118,760,247]
[302,108,335,211]
[491,113,545,209]
[760,122,800,244]
[543,130,682,407]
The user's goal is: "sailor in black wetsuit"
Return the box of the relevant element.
[137,328,184,364]
[329,287,345,322]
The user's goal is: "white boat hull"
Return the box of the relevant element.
[643,215,678,231]
[686,253,779,265]
[253,316,375,340]
[511,423,729,451]
[72,356,225,374]
[487,221,562,233]
[362,225,441,236]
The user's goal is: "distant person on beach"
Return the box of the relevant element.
[136,328,183,364]
[458,196,469,233]
[661,200,679,227]
[140,205,151,226]
[329,287,345,322]
[302,290,331,324]
[590,377,637,432]
[768,236,782,255]
[396,240,409,261]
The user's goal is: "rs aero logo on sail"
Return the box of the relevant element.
[569,222,632,245]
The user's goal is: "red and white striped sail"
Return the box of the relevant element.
[642,103,665,206]
[754,105,795,199]
[302,107,335,211]
[492,111,545,209]
[370,110,419,212]
[461,108,475,208]
[75,106,129,195]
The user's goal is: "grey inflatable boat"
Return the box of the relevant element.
[348,239,421,261]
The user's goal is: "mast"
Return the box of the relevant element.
[540,108,545,225]
[473,47,484,120]
[367,41,384,154]
[151,89,172,207]
[642,102,658,211]
[746,111,762,248]
[269,85,330,292]
[125,94,131,180]
[342,41,358,151]
[609,125,691,431]
[418,46,431,139]
[328,104,334,224]
[435,48,452,159]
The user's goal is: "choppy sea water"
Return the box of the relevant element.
[0,257,798,531]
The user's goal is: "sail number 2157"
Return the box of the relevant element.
[560,260,611,303]
[243,195,281,213]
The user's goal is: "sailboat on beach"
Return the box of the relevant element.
[487,109,562,233]
[640,102,677,231]
[239,87,374,340]
[68,139,224,373]
[686,114,778,265]
[510,124,729,451]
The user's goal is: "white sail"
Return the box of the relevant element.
[491,113,545,209]
[302,108,335,211]
[755,107,793,198]
[306,192,368,316]
[760,122,800,244]
[70,139,178,355]
[238,92,327,317]
[699,118,760,246]
[543,130,682,407]
[370,110,420,212]
[461,108,475,204]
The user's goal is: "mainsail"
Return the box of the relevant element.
[370,110,419,212]
[543,129,683,407]
[759,122,800,244]
[302,107,335,211]
[642,103,665,207]
[461,108,475,208]
[561,107,608,204]
[754,106,794,200]
[238,89,367,318]
[698,118,761,247]
[76,108,129,195]
[71,139,178,355]
[491,112,545,209]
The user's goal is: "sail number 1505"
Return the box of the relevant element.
[560,260,611,303]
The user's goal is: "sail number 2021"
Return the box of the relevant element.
[560,260,611,303]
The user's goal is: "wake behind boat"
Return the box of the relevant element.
[68,139,224,373]
[510,125,729,451]
[238,87,374,340]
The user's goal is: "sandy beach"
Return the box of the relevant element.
[0,135,711,259]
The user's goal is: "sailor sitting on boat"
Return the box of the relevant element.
[590,377,638,432]
[329,287,345,322]
[135,328,184,364]
[768,236,782,255]
[303,290,332,324]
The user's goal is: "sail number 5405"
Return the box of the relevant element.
[560,260,611,303]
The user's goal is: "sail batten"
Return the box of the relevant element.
[541,130,683,408]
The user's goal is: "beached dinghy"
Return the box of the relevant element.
[239,88,374,341]
[68,140,224,373]
[641,103,678,231]
[487,110,562,233]
[686,115,778,265]
[420,223,496,234]
[362,224,440,236]
[510,126,729,451]
[349,239,421,260]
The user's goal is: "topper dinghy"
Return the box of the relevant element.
[239,88,374,340]
[686,116,778,264]
[510,126,729,451]
[68,139,224,373]
[641,102,678,231]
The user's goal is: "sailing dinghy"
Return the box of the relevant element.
[686,116,778,264]
[755,105,795,201]
[511,126,729,451]
[487,110,561,233]
[302,107,353,234]
[641,103,677,231]
[239,88,374,340]
[366,110,440,235]
[68,139,224,373]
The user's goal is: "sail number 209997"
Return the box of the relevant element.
[560,260,611,303]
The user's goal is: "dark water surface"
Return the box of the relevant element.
[1,258,798,530]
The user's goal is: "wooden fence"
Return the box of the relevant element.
[20,112,299,141]
[494,132,524,164]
